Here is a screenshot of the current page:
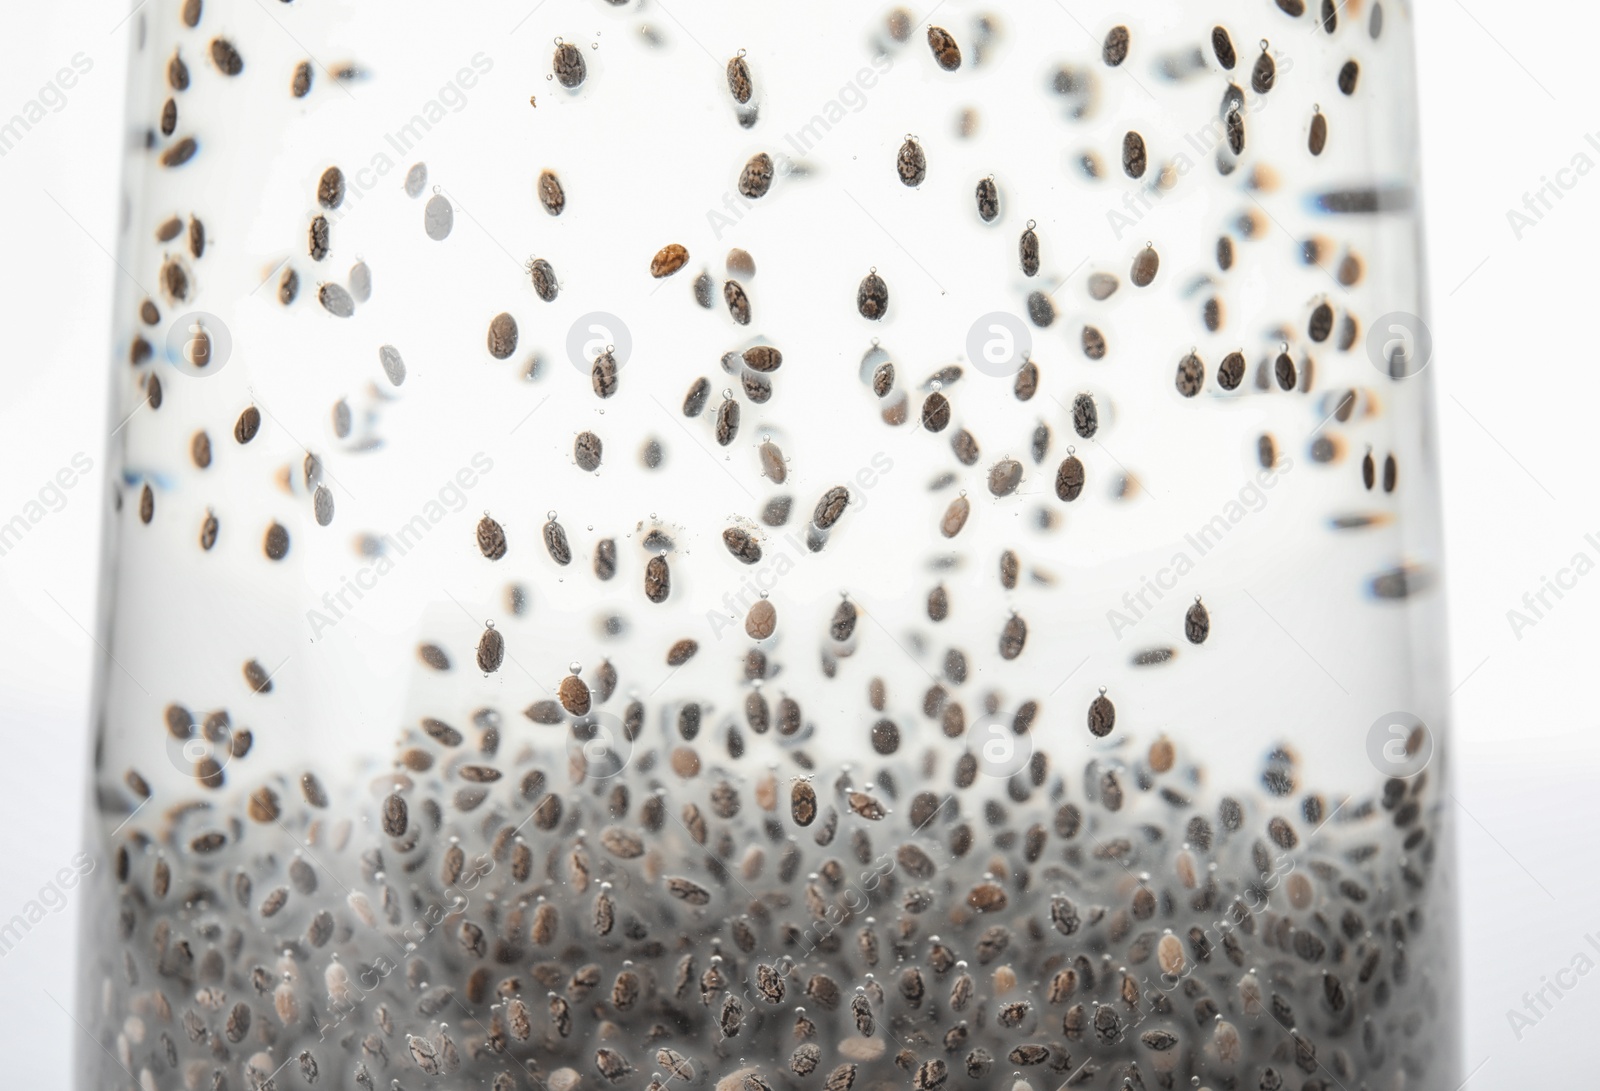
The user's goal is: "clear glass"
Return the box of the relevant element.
[80,1,1455,1089]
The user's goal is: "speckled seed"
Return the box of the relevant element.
[234,406,261,444]
[1071,393,1099,438]
[940,496,971,538]
[1218,351,1245,390]
[538,170,565,215]
[1055,455,1085,501]
[317,167,344,210]
[645,555,671,603]
[1176,353,1204,397]
[553,42,586,88]
[743,346,782,372]
[210,37,243,75]
[1000,615,1027,660]
[715,397,740,445]
[200,511,218,550]
[759,441,786,483]
[898,137,927,186]
[544,519,572,565]
[487,313,518,359]
[813,486,849,529]
[313,486,334,526]
[528,258,558,302]
[921,393,951,432]
[1122,132,1146,179]
[1275,351,1297,390]
[975,177,999,222]
[927,26,961,69]
[592,351,619,398]
[1019,224,1040,276]
[739,154,774,199]
[724,280,752,325]
[727,53,753,103]
[477,626,504,673]
[1338,59,1360,94]
[1088,692,1115,737]
[651,244,689,278]
[382,794,408,837]
[746,600,777,640]
[857,271,889,320]
[1103,25,1130,65]
[291,61,311,97]
[574,432,603,472]
[873,363,894,397]
[1131,245,1160,287]
[477,516,507,560]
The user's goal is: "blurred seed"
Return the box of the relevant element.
[645,554,671,602]
[1227,109,1245,154]
[379,344,406,386]
[264,522,290,560]
[1083,326,1107,359]
[317,167,344,209]
[424,194,453,240]
[382,794,408,837]
[1275,351,1297,391]
[161,137,197,168]
[652,243,689,278]
[1000,615,1027,660]
[1309,111,1328,155]
[1186,599,1210,644]
[666,639,697,667]
[319,282,354,317]
[1384,453,1397,492]
[1103,25,1130,65]
[1252,48,1276,94]
[989,459,1022,496]
[210,37,243,75]
[1338,60,1360,95]
[477,626,504,673]
[746,599,777,640]
[759,440,786,482]
[940,496,970,537]
[898,137,927,186]
[683,377,711,417]
[291,61,311,97]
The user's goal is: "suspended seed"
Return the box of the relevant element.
[1072,393,1098,437]
[233,405,261,444]
[988,459,1022,497]
[738,154,774,199]
[1275,351,1297,390]
[666,877,711,905]
[1338,60,1360,95]
[592,350,619,398]
[1253,48,1276,94]
[574,431,602,472]
[1088,691,1115,737]
[1383,453,1397,492]
[1176,352,1204,397]
[199,510,218,549]
[1014,361,1038,401]
[722,527,762,564]
[922,392,951,432]
[975,177,999,221]
[558,674,590,716]
[544,518,572,565]
[1083,326,1107,359]
[313,485,334,526]
[1259,433,1277,468]
[538,169,565,215]
[1000,615,1027,660]
[487,313,518,359]
[477,516,507,560]
[319,282,354,316]
[724,280,752,325]
[527,257,558,301]
[264,522,290,560]
[898,137,927,186]
[791,780,817,826]
[727,53,753,103]
[210,37,243,75]
[1103,24,1130,65]
[379,344,406,386]
[645,555,671,602]
[927,26,961,70]
[279,267,299,305]
[553,41,586,88]
[477,626,504,673]
[317,167,344,209]
[1055,454,1085,501]
[1213,26,1237,68]
[746,599,777,640]
[1218,351,1245,390]
[666,639,697,667]
[857,270,889,320]
[715,397,740,445]
[1122,132,1147,178]
[693,271,714,308]
[382,794,408,837]
[1278,0,1306,14]
[291,60,311,97]
[1027,290,1054,327]
[161,136,198,168]
[873,362,895,397]
[1186,598,1210,644]
[1227,110,1245,154]
[1131,245,1160,287]
[940,496,970,537]
[683,377,711,417]
[813,486,849,528]
[424,194,453,240]
[649,243,690,279]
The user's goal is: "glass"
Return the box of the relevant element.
[78,2,1455,1089]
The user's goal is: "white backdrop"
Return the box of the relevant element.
[1,1,1594,1085]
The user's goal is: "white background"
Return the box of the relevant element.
[0,1,1594,1085]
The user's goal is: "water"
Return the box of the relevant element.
[81,2,1454,1088]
